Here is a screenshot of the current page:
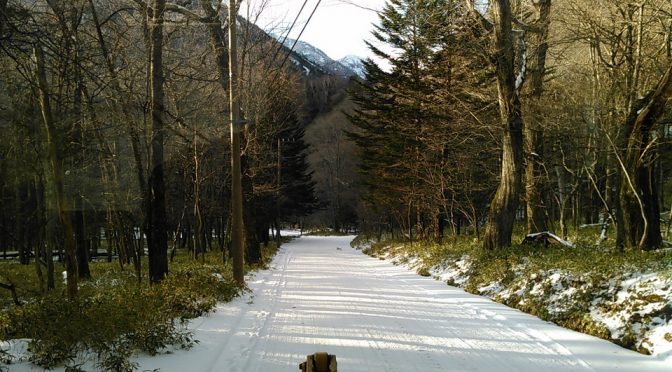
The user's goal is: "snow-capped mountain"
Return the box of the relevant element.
[338,55,366,79]
[281,38,363,79]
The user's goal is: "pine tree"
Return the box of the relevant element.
[348,0,495,240]
[278,122,318,223]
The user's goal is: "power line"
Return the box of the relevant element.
[264,0,323,102]
[277,0,323,72]
[270,0,310,64]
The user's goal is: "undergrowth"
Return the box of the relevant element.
[0,242,282,370]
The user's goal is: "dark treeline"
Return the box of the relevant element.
[0,0,337,294]
[346,0,672,251]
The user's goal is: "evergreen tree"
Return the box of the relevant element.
[349,0,496,240]
[277,119,318,224]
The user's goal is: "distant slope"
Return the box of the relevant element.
[233,15,363,79]
[338,55,366,79]
[281,38,363,79]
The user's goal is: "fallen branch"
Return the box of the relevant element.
[0,279,21,306]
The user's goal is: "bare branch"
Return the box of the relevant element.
[0,277,21,306]
[512,18,541,33]
[165,3,207,22]
[464,0,493,32]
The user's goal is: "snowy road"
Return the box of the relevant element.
[135,236,669,371]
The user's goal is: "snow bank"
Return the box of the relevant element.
[368,243,672,359]
[590,272,672,356]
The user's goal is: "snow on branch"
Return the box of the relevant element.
[515,33,527,90]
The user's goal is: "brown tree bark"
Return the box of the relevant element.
[476,0,526,250]
[198,1,246,282]
[34,45,79,298]
[74,209,90,279]
[242,151,261,264]
[71,13,91,280]
[228,0,245,284]
[0,280,21,306]
[148,0,169,283]
[88,0,145,281]
[619,64,672,250]
[524,0,551,234]
[34,176,46,293]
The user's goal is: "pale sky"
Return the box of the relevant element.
[244,0,388,61]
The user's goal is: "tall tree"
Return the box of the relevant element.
[228,0,245,285]
[350,0,495,241]
[466,0,526,250]
[619,64,672,250]
[523,0,552,234]
[148,0,169,283]
[34,44,79,298]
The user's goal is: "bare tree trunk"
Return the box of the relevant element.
[148,0,169,283]
[34,176,45,293]
[619,64,672,250]
[242,151,261,264]
[88,0,146,280]
[524,0,551,234]
[0,279,21,306]
[68,3,91,280]
[666,201,672,241]
[227,0,245,284]
[45,208,55,290]
[198,0,244,283]
[481,0,525,250]
[34,45,78,298]
[193,130,205,263]
[74,207,90,279]
[276,138,282,248]
[554,165,569,238]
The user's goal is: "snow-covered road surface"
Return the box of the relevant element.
[135,236,669,371]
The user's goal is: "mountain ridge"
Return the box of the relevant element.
[280,38,365,79]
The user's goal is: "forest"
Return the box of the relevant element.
[0,0,347,295]
[347,0,672,252]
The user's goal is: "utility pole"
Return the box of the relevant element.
[276,138,282,248]
[229,0,245,285]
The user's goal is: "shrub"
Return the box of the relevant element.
[0,251,243,370]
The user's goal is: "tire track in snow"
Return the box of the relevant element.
[395,274,590,371]
[238,250,293,371]
[210,248,294,371]
[130,235,669,372]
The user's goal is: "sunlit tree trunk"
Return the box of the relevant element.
[481,0,525,250]
[524,0,551,234]
[619,64,672,250]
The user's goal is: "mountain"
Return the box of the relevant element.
[280,38,363,79]
[338,55,366,79]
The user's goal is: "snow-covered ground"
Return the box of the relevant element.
[9,236,670,371]
[366,239,672,360]
[422,254,672,359]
